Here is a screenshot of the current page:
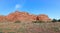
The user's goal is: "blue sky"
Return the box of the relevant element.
[0,0,60,19]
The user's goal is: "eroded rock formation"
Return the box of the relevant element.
[38,14,51,22]
[0,11,51,22]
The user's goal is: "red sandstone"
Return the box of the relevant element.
[0,11,51,22]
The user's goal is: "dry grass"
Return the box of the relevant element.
[0,22,60,33]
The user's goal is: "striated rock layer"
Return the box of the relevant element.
[0,11,51,22]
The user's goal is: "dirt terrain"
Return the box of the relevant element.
[0,22,60,33]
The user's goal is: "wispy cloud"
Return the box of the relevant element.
[15,4,22,9]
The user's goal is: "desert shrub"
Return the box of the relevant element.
[52,27,60,32]
[8,32,15,33]
[0,32,4,33]
[57,19,60,22]
[17,27,26,33]
[32,20,44,23]
[15,20,21,23]
[52,19,57,22]
[0,28,3,31]
[5,28,11,30]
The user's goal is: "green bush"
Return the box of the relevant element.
[57,19,60,22]
[15,20,21,23]
[52,19,57,22]
[32,20,44,23]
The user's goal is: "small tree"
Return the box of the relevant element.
[52,19,57,22]
[57,19,60,22]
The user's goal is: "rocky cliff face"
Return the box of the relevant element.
[0,16,7,22]
[0,11,51,22]
[5,11,37,22]
[38,14,51,22]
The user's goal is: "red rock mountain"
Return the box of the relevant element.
[0,11,51,22]
[38,14,51,22]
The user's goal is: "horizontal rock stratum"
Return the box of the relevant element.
[0,10,51,22]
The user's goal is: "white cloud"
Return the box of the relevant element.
[15,4,22,9]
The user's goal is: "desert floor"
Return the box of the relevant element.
[0,22,60,33]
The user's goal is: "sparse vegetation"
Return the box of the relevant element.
[0,21,60,33]
[8,32,15,33]
[0,29,3,32]
[32,20,45,23]
[0,32,4,33]
[14,20,21,23]
[5,28,12,30]
[52,27,60,32]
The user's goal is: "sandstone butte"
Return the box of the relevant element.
[0,10,51,22]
